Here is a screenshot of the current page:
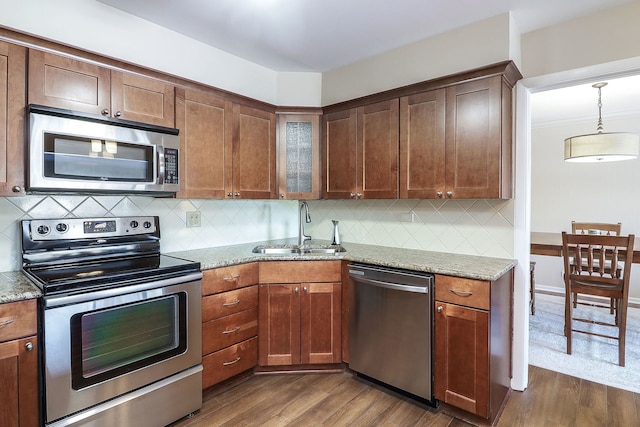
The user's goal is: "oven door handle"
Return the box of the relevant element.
[43,271,203,308]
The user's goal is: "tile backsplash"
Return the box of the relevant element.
[0,196,514,272]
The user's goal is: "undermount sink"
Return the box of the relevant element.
[252,245,346,255]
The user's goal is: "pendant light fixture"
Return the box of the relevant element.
[564,82,639,162]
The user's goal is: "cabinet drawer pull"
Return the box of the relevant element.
[449,289,474,296]
[223,357,241,366]
[222,300,241,307]
[223,276,240,282]
[222,326,241,335]
[0,318,15,327]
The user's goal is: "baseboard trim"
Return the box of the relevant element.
[535,284,640,309]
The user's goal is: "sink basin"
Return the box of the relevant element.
[252,245,346,255]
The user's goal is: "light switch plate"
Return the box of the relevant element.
[186,211,201,227]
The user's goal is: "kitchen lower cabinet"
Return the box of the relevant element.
[434,270,513,423]
[201,263,259,389]
[258,261,342,366]
[0,300,39,427]
[0,41,26,196]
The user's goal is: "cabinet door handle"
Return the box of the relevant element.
[294,287,299,293]
[349,192,356,198]
[0,318,15,327]
[356,192,362,198]
[11,186,21,193]
[436,191,443,198]
[25,342,34,352]
[223,276,239,282]
[303,286,308,293]
[235,192,241,197]
[227,192,233,197]
[222,326,241,335]
[223,300,241,307]
[101,108,109,116]
[222,357,241,366]
[437,306,444,313]
[446,191,453,198]
[449,289,474,296]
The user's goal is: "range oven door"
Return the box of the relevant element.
[42,273,202,424]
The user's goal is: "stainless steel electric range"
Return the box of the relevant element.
[22,216,203,427]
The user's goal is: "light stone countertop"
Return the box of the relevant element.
[1,239,517,303]
[169,239,517,282]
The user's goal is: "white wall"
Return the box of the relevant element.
[321,13,514,105]
[531,114,640,298]
[0,0,321,106]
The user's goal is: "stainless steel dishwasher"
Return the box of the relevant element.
[348,263,435,404]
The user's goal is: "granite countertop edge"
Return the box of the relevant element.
[1,239,517,303]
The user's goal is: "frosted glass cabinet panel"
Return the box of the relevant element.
[277,112,321,200]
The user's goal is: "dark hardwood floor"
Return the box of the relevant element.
[170,366,640,427]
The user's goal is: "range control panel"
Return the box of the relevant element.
[28,216,158,241]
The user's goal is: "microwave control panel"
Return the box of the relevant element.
[164,148,179,184]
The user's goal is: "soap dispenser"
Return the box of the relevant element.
[331,220,341,245]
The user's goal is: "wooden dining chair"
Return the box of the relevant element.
[571,221,622,313]
[562,231,634,366]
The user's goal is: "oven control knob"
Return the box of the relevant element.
[129,220,139,229]
[55,223,68,233]
[143,221,152,229]
[36,225,50,235]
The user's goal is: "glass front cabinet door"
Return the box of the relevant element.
[277,112,321,200]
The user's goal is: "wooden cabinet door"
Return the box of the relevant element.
[300,282,341,364]
[258,284,301,366]
[0,336,39,427]
[28,49,111,115]
[357,99,399,199]
[0,41,26,196]
[176,88,232,198]
[110,71,175,127]
[322,108,357,199]
[434,301,489,418]
[277,113,321,200]
[445,76,504,198]
[231,104,276,199]
[400,89,446,199]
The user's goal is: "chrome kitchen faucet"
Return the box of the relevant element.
[299,201,311,247]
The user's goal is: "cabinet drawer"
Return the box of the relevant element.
[0,300,37,342]
[203,308,258,355]
[259,261,341,283]
[202,263,259,296]
[435,275,490,310]
[202,285,258,321]
[202,336,258,389]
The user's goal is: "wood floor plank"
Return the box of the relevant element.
[170,366,640,427]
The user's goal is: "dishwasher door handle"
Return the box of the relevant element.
[350,275,429,294]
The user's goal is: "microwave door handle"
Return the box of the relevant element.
[157,147,165,185]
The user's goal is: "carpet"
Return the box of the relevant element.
[529,293,640,393]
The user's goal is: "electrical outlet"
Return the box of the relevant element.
[186,211,201,228]
[400,212,415,222]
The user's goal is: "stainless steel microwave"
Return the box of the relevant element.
[27,105,180,195]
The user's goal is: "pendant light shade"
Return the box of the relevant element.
[564,82,639,163]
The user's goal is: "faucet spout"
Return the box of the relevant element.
[299,201,311,247]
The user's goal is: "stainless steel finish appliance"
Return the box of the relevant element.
[348,263,435,403]
[27,105,180,195]
[22,216,203,427]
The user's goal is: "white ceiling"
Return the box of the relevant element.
[97,0,634,73]
[96,0,639,125]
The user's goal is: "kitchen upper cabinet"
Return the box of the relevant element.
[0,300,39,427]
[444,76,512,199]
[400,75,512,199]
[322,99,399,199]
[399,89,446,199]
[176,88,231,199]
[28,49,175,128]
[0,41,26,196]
[259,261,342,366]
[277,112,321,200]
[434,271,512,423]
[228,104,277,199]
